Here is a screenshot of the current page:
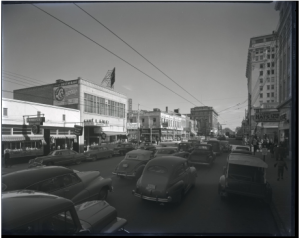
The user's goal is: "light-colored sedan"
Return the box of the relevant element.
[84,146,114,161]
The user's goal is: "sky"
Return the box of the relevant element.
[1,1,279,131]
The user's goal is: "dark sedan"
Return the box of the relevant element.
[138,142,156,153]
[84,146,114,161]
[2,166,113,205]
[132,156,197,204]
[28,149,87,167]
[113,143,135,156]
[188,144,216,167]
[154,147,178,158]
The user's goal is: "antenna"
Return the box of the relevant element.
[101,68,115,89]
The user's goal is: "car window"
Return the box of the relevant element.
[55,151,62,156]
[59,173,81,188]
[61,151,70,156]
[147,165,167,174]
[41,210,77,234]
[69,150,77,154]
[31,177,62,193]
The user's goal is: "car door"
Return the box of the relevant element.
[58,150,72,165]
[173,163,189,193]
[102,147,110,157]
[27,177,65,198]
[57,173,86,204]
[98,147,106,159]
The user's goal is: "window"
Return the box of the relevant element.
[59,173,81,188]
[267,85,270,90]
[259,50,263,54]
[271,85,274,90]
[130,119,133,123]
[255,56,258,61]
[267,78,270,82]
[267,55,270,59]
[260,71,263,76]
[267,48,270,53]
[267,70,270,75]
[271,77,275,82]
[153,118,156,122]
[11,221,40,235]
[3,108,7,116]
[271,92,274,97]
[271,100,274,102]
[260,55,263,60]
[272,54,275,59]
[62,114,65,121]
[256,51,259,55]
[267,93,270,97]
[142,118,144,123]
[260,93,263,98]
[272,47,275,52]
[267,100,270,103]
[267,63,270,67]
[271,70,274,74]
[260,86,263,91]
[272,62,275,67]
[260,64,264,69]
[175,164,186,178]
[260,78,263,83]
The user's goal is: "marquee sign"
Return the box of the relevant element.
[254,112,280,122]
[84,119,109,126]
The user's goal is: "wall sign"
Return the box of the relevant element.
[53,80,79,106]
[27,117,45,125]
[74,125,83,136]
[84,119,109,126]
[254,112,280,122]
[32,125,40,134]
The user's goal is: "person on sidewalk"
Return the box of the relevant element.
[252,137,258,155]
[4,149,11,168]
[274,157,288,181]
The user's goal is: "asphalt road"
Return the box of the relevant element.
[3,139,280,235]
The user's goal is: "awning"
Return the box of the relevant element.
[102,131,127,136]
[51,135,77,139]
[2,135,44,142]
[257,122,279,128]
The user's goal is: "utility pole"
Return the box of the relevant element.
[137,104,140,144]
[148,116,152,143]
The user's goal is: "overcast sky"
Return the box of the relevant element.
[1,2,279,130]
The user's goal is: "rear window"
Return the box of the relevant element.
[197,146,209,150]
[147,165,167,174]
[157,149,175,154]
[228,164,256,182]
[125,154,149,160]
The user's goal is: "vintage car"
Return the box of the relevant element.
[171,151,190,159]
[219,140,231,152]
[113,143,135,156]
[84,146,114,161]
[188,144,216,167]
[112,149,153,179]
[2,190,127,235]
[217,135,227,141]
[206,140,223,155]
[178,142,194,153]
[2,166,113,205]
[138,142,156,152]
[28,149,87,167]
[159,142,179,148]
[218,154,272,203]
[230,145,252,155]
[154,147,178,158]
[132,156,197,204]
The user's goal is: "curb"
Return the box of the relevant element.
[269,200,289,236]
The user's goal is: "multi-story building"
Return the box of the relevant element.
[13,77,128,152]
[246,34,279,137]
[127,107,196,142]
[190,106,219,136]
[275,2,294,159]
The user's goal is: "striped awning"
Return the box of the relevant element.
[2,135,44,142]
[51,135,77,139]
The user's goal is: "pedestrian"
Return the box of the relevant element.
[274,143,279,161]
[4,149,11,168]
[269,140,274,158]
[252,137,258,155]
[274,157,288,181]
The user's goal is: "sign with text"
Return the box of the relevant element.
[27,117,45,125]
[73,125,83,136]
[254,112,280,122]
[53,80,79,106]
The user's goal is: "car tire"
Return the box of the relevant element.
[98,188,108,200]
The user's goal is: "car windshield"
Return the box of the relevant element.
[147,165,167,174]
[228,164,258,182]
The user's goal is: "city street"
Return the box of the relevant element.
[2,139,280,235]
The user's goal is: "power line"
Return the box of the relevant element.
[31,3,198,107]
[74,3,205,107]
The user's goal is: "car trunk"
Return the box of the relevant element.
[139,173,169,198]
[189,151,210,162]
[117,160,145,173]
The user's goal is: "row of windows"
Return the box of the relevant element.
[259,70,275,76]
[260,62,275,68]
[260,100,275,104]
[260,77,275,83]
[84,93,125,118]
[255,47,275,54]
[254,54,275,61]
[260,92,275,98]
[260,85,275,90]
[2,109,66,121]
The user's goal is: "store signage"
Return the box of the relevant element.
[32,125,40,134]
[141,129,150,134]
[73,125,83,136]
[27,117,45,125]
[254,112,280,122]
[127,123,139,129]
[53,80,79,106]
[84,119,109,126]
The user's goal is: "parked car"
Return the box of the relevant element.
[138,142,156,153]
[132,156,197,204]
[206,140,223,156]
[154,147,178,158]
[2,190,127,235]
[2,166,113,205]
[113,143,135,156]
[178,142,194,153]
[84,146,114,161]
[28,149,87,167]
[217,135,227,141]
[171,151,190,159]
[218,153,272,203]
[112,149,154,179]
[187,139,201,147]
[159,142,179,148]
[219,140,231,152]
[188,144,216,167]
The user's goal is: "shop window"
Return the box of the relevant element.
[3,108,7,116]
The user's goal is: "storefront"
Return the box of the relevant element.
[277,99,291,158]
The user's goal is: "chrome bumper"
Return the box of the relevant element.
[132,190,172,203]
[112,172,136,177]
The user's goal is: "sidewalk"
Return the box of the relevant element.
[254,151,294,236]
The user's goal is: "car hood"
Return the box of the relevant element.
[116,159,146,172]
[139,173,169,197]
[77,171,102,185]
[76,200,117,232]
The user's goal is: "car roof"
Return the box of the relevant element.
[156,147,177,150]
[2,166,74,191]
[2,190,73,229]
[228,154,268,168]
[147,156,187,169]
[127,149,153,155]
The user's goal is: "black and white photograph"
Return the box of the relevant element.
[1,1,296,236]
